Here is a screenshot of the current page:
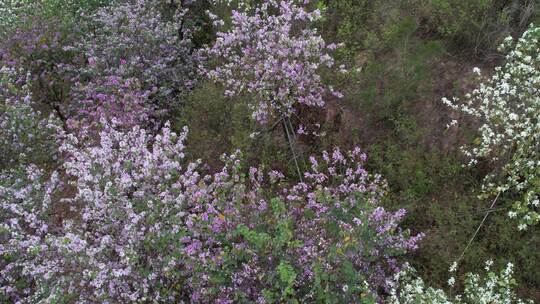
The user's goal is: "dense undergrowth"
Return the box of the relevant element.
[1,0,539,302]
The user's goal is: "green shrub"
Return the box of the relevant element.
[414,0,536,54]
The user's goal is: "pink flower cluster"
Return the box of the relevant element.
[202,0,342,124]
[66,0,195,131]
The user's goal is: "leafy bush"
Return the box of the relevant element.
[414,0,534,54]
[322,0,536,59]
[174,81,289,172]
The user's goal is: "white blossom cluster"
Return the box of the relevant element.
[389,261,533,304]
[0,0,34,36]
[0,0,104,37]
[0,67,62,169]
[443,25,540,230]
[208,0,251,9]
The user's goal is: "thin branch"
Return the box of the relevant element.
[286,116,308,169]
[456,192,501,262]
[283,116,303,182]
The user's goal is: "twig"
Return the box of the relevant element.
[285,116,308,169]
[283,116,303,182]
[456,192,501,262]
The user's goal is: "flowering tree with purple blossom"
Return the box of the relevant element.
[185,146,423,303]
[1,119,421,302]
[1,121,200,302]
[202,0,342,126]
[64,0,196,131]
[201,0,343,180]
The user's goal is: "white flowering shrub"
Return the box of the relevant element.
[0,0,109,37]
[0,164,62,302]
[389,261,533,304]
[0,67,61,170]
[443,25,540,230]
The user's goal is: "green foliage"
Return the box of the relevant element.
[225,199,304,302]
[316,1,540,301]
[411,193,540,293]
[321,0,405,61]
[0,0,110,37]
[277,261,297,299]
[175,81,293,174]
[322,0,536,59]
[413,0,534,54]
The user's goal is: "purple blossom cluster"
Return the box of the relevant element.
[183,146,423,302]
[65,0,196,131]
[1,122,196,302]
[67,75,153,131]
[201,0,343,125]
[1,121,421,302]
